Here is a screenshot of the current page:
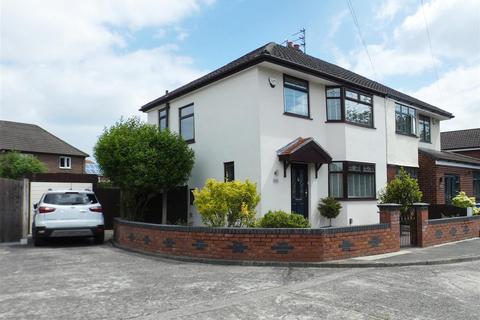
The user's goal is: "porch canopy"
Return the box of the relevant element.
[277,137,332,178]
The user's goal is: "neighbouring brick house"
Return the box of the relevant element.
[0,120,88,174]
[441,128,480,159]
[418,148,480,205]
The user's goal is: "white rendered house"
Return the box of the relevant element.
[140,42,453,227]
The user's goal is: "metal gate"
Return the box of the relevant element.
[400,210,418,247]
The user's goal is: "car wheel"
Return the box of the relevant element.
[94,231,104,245]
[32,226,44,247]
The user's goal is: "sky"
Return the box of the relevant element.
[1,0,479,158]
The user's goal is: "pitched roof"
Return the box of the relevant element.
[441,128,480,150]
[277,137,332,164]
[0,120,88,157]
[140,42,453,118]
[419,148,480,166]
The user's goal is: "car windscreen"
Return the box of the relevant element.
[43,193,98,205]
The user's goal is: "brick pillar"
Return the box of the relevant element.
[413,203,429,247]
[378,204,401,251]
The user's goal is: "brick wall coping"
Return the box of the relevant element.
[115,218,389,235]
[427,215,480,225]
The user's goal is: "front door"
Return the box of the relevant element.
[291,164,308,218]
[444,174,460,204]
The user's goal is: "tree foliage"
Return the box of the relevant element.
[317,197,342,226]
[94,117,195,221]
[0,151,47,179]
[256,210,310,228]
[379,167,422,215]
[193,179,260,227]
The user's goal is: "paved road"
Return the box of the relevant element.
[1,239,479,320]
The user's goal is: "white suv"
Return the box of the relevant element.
[32,190,105,246]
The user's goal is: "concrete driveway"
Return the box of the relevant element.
[1,239,479,320]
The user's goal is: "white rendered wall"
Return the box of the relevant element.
[146,68,262,225]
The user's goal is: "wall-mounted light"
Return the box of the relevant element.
[268,77,277,88]
[274,169,279,176]
[349,218,353,225]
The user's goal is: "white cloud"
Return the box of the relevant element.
[412,64,480,131]
[336,0,480,80]
[0,0,214,157]
[375,0,404,21]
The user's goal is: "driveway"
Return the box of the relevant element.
[1,239,479,320]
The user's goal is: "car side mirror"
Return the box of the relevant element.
[33,203,38,210]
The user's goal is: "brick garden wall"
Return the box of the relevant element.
[114,205,401,263]
[415,205,480,247]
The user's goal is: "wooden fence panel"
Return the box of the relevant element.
[0,178,24,242]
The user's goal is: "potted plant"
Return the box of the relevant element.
[318,197,342,227]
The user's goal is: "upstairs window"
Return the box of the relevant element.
[59,156,71,169]
[326,87,374,127]
[395,103,416,135]
[283,75,309,118]
[179,104,195,143]
[419,115,431,143]
[329,161,376,199]
[158,107,169,131]
[224,162,234,182]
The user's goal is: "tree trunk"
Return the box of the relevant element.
[161,191,168,224]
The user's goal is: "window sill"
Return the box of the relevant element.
[185,139,195,145]
[419,140,432,144]
[325,120,375,129]
[283,112,312,120]
[332,197,378,201]
[59,167,72,170]
[395,131,419,138]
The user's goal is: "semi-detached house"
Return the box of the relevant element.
[140,42,458,227]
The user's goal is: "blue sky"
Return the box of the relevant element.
[1,0,479,157]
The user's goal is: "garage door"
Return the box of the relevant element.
[29,182,93,233]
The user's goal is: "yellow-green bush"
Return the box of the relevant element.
[193,179,260,227]
[256,210,310,228]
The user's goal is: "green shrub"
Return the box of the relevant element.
[193,179,260,227]
[379,167,422,215]
[256,210,310,228]
[0,151,47,179]
[452,191,476,208]
[317,197,342,226]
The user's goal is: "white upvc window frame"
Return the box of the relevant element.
[59,156,71,169]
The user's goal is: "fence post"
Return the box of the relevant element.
[21,178,30,239]
[413,203,429,247]
[378,203,401,251]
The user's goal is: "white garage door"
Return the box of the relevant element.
[29,182,93,233]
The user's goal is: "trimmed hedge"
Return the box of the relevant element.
[256,210,310,228]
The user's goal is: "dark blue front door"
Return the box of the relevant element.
[291,164,308,218]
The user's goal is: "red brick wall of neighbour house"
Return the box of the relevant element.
[415,206,480,247]
[114,205,401,263]
[29,152,85,174]
[387,165,397,183]
[418,153,475,204]
[452,149,480,160]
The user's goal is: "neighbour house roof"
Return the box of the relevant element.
[85,160,103,175]
[419,148,480,166]
[441,128,480,150]
[0,120,88,157]
[140,42,453,118]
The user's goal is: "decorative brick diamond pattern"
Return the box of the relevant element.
[463,225,470,234]
[193,240,208,250]
[271,242,294,254]
[163,238,176,248]
[228,241,248,253]
[449,227,457,237]
[339,240,354,251]
[435,229,443,239]
[143,235,151,245]
[368,236,382,248]
[128,233,135,242]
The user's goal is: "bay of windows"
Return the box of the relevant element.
[284,75,309,117]
[329,161,376,199]
[326,87,374,127]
